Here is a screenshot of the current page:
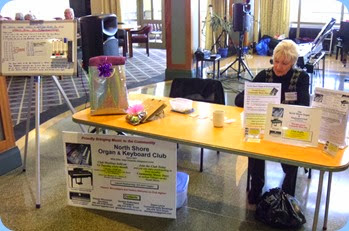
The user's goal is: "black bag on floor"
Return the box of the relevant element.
[255,187,306,229]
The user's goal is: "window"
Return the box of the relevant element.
[153,0,162,20]
[143,0,152,20]
[290,0,344,24]
[200,0,208,48]
[120,0,137,25]
[142,0,161,20]
[0,0,69,20]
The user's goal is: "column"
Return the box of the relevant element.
[165,0,199,78]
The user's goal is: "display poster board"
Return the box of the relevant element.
[243,82,281,133]
[62,132,177,219]
[312,87,349,148]
[264,104,322,147]
[0,20,77,76]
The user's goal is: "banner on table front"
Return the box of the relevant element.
[62,132,177,218]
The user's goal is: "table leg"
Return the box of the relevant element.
[312,170,325,231]
[323,172,333,230]
[217,60,220,79]
[213,60,216,79]
[322,55,326,88]
[310,73,314,94]
[124,31,128,54]
[128,30,133,58]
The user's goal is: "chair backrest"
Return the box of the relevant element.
[339,21,349,41]
[169,78,225,105]
[142,25,152,34]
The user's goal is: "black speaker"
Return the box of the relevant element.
[80,14,119,71]
[233,3,251,32]
[233,3,244,32]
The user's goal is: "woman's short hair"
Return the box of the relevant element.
[273,39,299,66]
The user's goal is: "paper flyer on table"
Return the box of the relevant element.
[243,82,281,130]
[62,132,177,218]
[264,104,322,147]
[312,87,349,148]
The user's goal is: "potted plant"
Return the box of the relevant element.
[209,13,232,57]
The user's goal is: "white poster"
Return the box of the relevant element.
[264,104,322,147]
[0,21,77,76]
[62,132,177,218]
[312,87,349,148]
[243,82,281,130]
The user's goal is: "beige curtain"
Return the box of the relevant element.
[102,0,122,22]
[260,0,290,38]
[204,0,226,51]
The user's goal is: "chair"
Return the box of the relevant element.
[337,21,349,66]
[129,25,152,56]
[336,38,343,61]
[117,29,127,57]
[169,78,225,172]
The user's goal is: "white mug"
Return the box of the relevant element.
[213,110,224,127]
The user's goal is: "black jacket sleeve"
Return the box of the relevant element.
[234,71,267,107]
[296,71,310,106]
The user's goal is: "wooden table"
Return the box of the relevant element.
[117,25,138,58]
[72,93,349,231]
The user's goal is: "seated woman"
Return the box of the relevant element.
[235,39,310,204]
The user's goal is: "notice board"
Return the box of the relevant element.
[0,20,77,76]
[62,132,177,218]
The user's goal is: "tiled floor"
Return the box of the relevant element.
[1,53,349,231]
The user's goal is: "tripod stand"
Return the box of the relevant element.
[220,32,254,80]
[210,29,228,52]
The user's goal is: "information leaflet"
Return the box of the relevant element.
[243,82,281,131]
[62,132,177,218]
[312,87,349,148]
[264,104,321,147]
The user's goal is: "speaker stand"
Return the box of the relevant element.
[220,32,253,81]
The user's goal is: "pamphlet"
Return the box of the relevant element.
[312,87,349,148]
[264,104,322,147]
[63,132,177,218]
[243,82,281,133]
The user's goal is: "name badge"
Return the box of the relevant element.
[285,92,297,101]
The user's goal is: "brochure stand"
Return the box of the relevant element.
[0,20,86,208]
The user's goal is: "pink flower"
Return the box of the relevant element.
[126,104,145,115]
